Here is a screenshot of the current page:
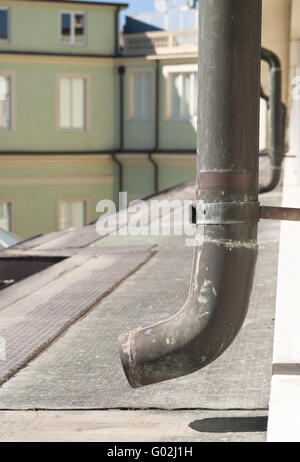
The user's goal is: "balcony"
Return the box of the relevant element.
[122,29,198,56]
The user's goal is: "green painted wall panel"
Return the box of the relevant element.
[0,181,116,239]
[0,154,117,238]
[0,62,117,151]
[159,122,197,150]
[0,164,114,176]
[122,164,154,201]
[124,122,155,151]
[159,165,195,190]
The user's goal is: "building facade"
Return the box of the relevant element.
[0,0,125,239]
[0,0,299,239]
[0,0,200,239]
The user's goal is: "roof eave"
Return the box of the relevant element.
[0,0,129,10]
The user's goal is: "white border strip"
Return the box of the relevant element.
[267,158,300,442]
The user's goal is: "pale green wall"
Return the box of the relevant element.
[159,121,196,150]
[0,61,117,151]
[0,2,198,240]
[124,121,155,151]
[0,0,116,55]
[122,164,154,201]
[0,1,121,238]
[0,182,116,239]
[0,158,195,239]
[0,158,116,238]
[159,165,195,190]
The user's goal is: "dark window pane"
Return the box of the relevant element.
[75,14,84,28]
[0,10,8,40]
[74,14,84,41]
[61,13,71,40]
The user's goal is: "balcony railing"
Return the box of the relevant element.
[122,30,198,56]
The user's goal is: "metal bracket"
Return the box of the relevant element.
[190,202,260,225]
[190,204,300,224]
[260,206,300,222]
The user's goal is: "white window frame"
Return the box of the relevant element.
[57,74,90,131]
[60,11,86,46]
[0,199,14,233]
[163,64,198,122]
[0,7,10,43]
[127,68,155,122]
[57,197,89,231]
[0,71,16,131]
[259,97,269,152]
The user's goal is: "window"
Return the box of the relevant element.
[0,75,11,129]
[170,72,198,120]
[129,71,153,121]
[0,202,12,232]
[59,77,87,130]
[58,200,87,231]
[0,8,9,42]
[61,12,85,45]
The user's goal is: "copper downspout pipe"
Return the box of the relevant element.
[119,0,262,388]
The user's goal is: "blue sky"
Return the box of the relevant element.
[112,0,154,16]
[81,0,154,11]
[110,0,154,25]
[83,0,155,17]
[81,0,155,27]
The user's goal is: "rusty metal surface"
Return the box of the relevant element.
[119,240,258,388]
[0,256,66,284]
[12,231,68,251]
[0,247,154,386]
[32,225,102,251]
[260,206,300,222]
[197,172,257,193]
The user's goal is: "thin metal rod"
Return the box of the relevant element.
[112,66,126,205]
[118,66,125,152]
[154,60,160,151]
[260,206,300,222]
[112,153,123,194]
[148,153,159,193]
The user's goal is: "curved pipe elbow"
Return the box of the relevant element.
[119,238,257,388]
[261,48,281,70]
[259,167,281,194]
